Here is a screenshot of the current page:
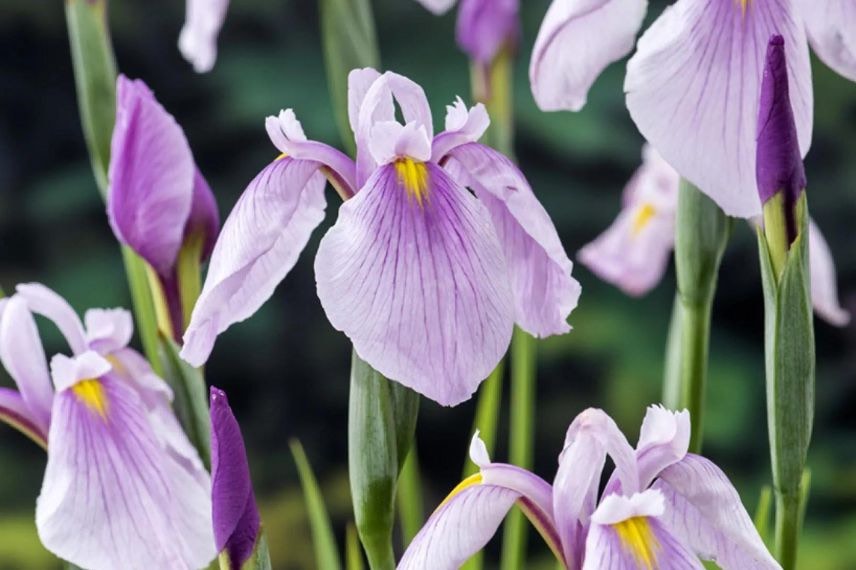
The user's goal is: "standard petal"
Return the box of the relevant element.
[530,0,648,112]
[315,162,514,406]
[14,283,88,355]
[809,221,850,327]
[107,76,195,275]
[178,0,230,73]
[0,296,54,434]
[654,454,780,569]
[84,308,134,355]
[398,484,519,570]
[456,0,519,64]
[799,0,856,82]
[36,375,216,570]
[625,0,813,218]
[635,406,691,489]
[181,158,326,367]
[348,68,384,135]
[445,143,580,337]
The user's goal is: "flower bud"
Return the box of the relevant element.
[455,0,519,65]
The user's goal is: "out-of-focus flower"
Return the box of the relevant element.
[414,0,519,64]
[210,386,262,568]
[579,145,679,297]
[107,75,220,336]
[399,406,779,569]
[181,69,580,406]
[531,0,856,219]
[179,0,230,73]
[0,283,215,570]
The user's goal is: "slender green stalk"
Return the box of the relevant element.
[463,362,504,478]
[396,449,424,545]
[678,298,713,453]
[500,328,535,570]
[662,294,682,408]
[346,525,366,570]
[291,440,342,570]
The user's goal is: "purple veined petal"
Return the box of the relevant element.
[36,373,216,570]
[181,157,327,367]
[583,491,703,570]
[108,76,196,276]
[653,454,780,569]
[625,0,813,219]
[444,143,581,337]
[798,0,856,82]
[356,72,435,186]
[553,408,640,567]
[348,68,384,135]
[178,0,230,73]
[456,0,519,64]
[265,109,358,194]
[368,121,433,165]
[84,308,134,355]
[0,387,47,447]
[529,0,648,112]
[187,168,221,261]
[0,296,54,435]
[414,0,457,15]
[635,406,691,489]
[808,220,850,327]
[14,283,87,355]
[431,98,490,161]
[210,387,260,567]
[315,161,515,406]
[398,484,519,570]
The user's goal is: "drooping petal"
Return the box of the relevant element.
[798,0,856,82]
[398,484,519,570]
[635,406,691,489]
[315,162,514,406]
[653,454,780,569]
[414,0,457,15]
[456,0,519,64]
[444,143,580,337]
[0,296,54,434]
[809,221,850,327]
[181,157,327,367]
[84,308,134,355]
[625,0,813,218]
[36,372,216,570]
[0,387,47,447]
[178,0,230,73]
[210,387,261,567]
[530,0,648,112]
[14,283,87,355]
[107,76,195,275]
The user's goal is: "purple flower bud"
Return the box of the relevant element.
[756,35,806,209]
[455,0,519,64]
[210,387,260,568]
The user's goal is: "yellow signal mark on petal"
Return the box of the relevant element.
[435,473,483,512]
[72,379,109,420]
[737,0,750,14]
[394,158,430,207]
[614,516,659,569]
[632,203,657,236]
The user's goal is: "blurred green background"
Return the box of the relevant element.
[1,1,855,568]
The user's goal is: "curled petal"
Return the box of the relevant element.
[348,68,384,135]
[181,158,327,366]
[530,0,648,112]
[84,308,134,355]
[456,0,519,64]
[654,454,779,568]
[625,0,812,218]
[431,98,490,161]
[445,143,580,337]
[809,221,850,327]
[635,405,691,489]
[15,283,87,355]
[799,0,856,82]
[0,296,54,434]
[108,76,195,275]
[178,0,230,73]
[315,162,514,406]
[36,375,216,570]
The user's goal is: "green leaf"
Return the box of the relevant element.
[290,440,342,570]
[159,335,211,467]
[319,0,380,153]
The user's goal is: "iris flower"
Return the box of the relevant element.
[108,75,220,336]
[414,0,519,65]
[530,0,855,218]
[0,284,215,570]
[182,68,580,406]
[579,145,850,326]
[399,406,778,569]
[179,0,230,73]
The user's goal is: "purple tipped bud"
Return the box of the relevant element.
[210,387,261,568]
[756,35,806,208]
[455,0,519,64]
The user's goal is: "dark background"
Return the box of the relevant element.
[1,1,855,568]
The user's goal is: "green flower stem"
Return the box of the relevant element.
[662,294,682,408]
[671,180,730,453]
[396,449,424,545]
